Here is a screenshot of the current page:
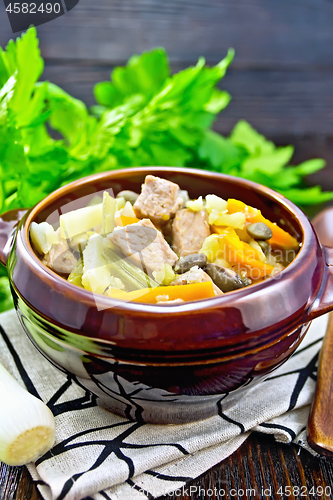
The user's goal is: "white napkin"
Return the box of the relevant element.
[0,309,325,500]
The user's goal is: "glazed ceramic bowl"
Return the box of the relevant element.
[1,167,333,424]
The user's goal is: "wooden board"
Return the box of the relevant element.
[0,0,333,139]
[2,433,333,500]
[1,0,333,66]
[38,62,333,137]
[0,0,332,211]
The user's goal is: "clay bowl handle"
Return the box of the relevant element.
[0,209,27,267]
[308,206,333,455]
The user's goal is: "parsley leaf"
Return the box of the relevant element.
[226,121,333,205]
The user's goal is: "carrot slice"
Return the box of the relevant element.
[247,213,298,249]
[120,215,141,226]
[211,226,263,262]
[222,232,274,278]
[227,199,299,250]
[109,281,215,303]
[211,225,234,236]
[242,241,265,262]
[209,228,275,278]
[227,198,248,214]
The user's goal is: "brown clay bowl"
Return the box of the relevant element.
[1,167,333,424]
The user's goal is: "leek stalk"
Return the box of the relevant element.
[0,362,55,466]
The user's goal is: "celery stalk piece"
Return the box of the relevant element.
[82,265,112,294]
[115,197,126,210]
[68,259,84,287]
[110,276,125,290]
[68,232,90,253]
[102,191,117,236]
[81,233,158,295]
[153,263,176,285]
[82,235,111,293]
[30,222,59,255]
[104,246,158,291]
[83,234,107,271]
[60,204,103,239]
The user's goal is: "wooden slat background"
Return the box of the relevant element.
[0,0,333,187]
[2,433,333,500]
[1,0,333,65]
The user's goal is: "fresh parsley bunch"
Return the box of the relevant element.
[0,27,332,311]
[0,28,234,213]
[1,27,331,215]
[199,123,332,205]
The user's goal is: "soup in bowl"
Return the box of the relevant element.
[1,167,332,423]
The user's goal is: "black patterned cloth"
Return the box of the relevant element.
[0,310,325,500]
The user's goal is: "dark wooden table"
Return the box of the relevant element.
[1,0,333,498]
[2,432,333,500]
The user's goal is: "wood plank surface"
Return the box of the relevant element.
[40,59,333,189]
[39,62,333,137]
[1,0,332,140]
[1,0,333,66]
[2,433,333,500]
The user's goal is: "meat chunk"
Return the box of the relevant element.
[133,175,183,225]
[172,209,210,257]
[109,219,178,273]
[170,266,223,296]
[42,237,77,275]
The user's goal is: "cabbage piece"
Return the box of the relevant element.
[153,264,176,285]
[199,234,224,262]
[60,204,103,239]
[102,191,117,236]
[185,196,204,212]
[82,265,112,294]
[205,194,227,214]
[209,212,246,229]
[30,222,59,255]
